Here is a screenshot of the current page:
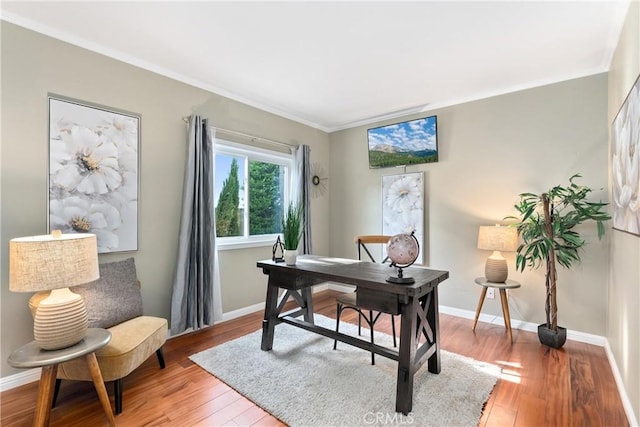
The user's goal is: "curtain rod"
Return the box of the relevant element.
[182,116,294,151]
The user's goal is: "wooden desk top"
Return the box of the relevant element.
[258,255,449,297]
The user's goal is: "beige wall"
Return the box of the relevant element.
[607,2,640,421]
[0,22,330,377]
[330,74,610,336]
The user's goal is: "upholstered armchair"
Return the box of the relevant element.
[30,258,168,414]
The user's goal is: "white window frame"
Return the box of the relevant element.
[215,139,292,250]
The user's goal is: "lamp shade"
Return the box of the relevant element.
[477,225,518,252]
[9,232,99,350]
[10,233,99,292]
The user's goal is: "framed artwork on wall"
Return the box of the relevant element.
[368,116,438,169]
[48,95,140,253]
[382,172,424,264]
[611,74,640,236]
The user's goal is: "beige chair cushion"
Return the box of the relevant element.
[57,316,167,382]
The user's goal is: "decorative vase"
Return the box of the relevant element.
[537,324,567,349]
[284,249,298,266]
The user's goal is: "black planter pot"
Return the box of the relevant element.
[537,324,567,349]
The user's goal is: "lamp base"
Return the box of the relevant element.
[32,288,88,350]
[485,257,508,283]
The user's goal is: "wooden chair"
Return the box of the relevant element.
[333,235,397,364]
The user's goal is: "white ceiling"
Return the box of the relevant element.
[1,1,631,132]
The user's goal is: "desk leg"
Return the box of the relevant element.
[261,283,279,351]
[396,296,418,415]
[301,287,315,323]
[33,364,57,427]
[427,287,441,374]
[85,353,116,426]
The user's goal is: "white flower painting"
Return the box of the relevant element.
[612,75,640,236]
[49,96,139,253]
[382,172,424,264]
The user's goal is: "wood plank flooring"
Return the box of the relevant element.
[0,290,628,426]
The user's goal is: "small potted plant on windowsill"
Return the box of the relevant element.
[506,174,610,349]
[282,202,303,265]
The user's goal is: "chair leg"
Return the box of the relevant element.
[51,379,62,408]
[357,312,362,336]
[391,315,397,347]
[369,310,375,365]
[333,303,342,350]
[114,379,123,414]
[156,347,166,369]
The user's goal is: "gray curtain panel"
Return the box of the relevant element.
[293,144,312,254]
[170,115,222,335]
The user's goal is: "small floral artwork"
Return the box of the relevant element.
[612,74,640,236]
[48,96,139,253]
[382,172,424,263]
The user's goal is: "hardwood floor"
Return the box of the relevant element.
[0,290,628,426]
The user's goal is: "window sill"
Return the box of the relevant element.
[216,236,279,251]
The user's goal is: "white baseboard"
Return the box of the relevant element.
[605,340,639,426]
[220,301,266,323]
[438,305,606,347]
[0,367,41,392]
[220,283,329,322]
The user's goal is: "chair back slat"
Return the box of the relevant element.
[354,235,392,263]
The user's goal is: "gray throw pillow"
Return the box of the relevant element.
[72,257,143,329]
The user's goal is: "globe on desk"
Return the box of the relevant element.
[386,232,420,284]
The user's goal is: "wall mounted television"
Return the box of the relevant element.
[367,115,438,169]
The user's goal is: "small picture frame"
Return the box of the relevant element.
[48,95,140,253]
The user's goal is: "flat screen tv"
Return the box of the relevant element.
[367,115,438,169]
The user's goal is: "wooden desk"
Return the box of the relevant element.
[257,255,449,414]
[7,329,115,427]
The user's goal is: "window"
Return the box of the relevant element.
[214,140,292,249]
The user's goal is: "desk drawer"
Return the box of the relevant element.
[356,288,400,315]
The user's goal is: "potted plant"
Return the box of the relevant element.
[282,202,303,265]
[507,174,611,348]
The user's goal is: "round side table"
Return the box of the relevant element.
[472,277,521,343]
[8,328,115,427]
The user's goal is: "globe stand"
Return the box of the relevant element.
[385,231,420,285]
[386,267,415,284]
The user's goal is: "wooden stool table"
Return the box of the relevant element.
[472,277,521,343]
[7,328,115,427]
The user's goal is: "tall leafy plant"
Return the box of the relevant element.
[507,174,610,333]
[282,202,303,250]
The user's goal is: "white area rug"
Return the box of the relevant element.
[190,314,499,426]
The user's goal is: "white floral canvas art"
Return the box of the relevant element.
[382,172,424,264]
[612,75,640,236]
[48,96,139,253]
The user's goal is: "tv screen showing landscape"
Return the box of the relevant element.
[367,115,438,168]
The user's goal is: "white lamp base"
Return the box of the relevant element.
[485,251,508,283]
[32,288,88,350]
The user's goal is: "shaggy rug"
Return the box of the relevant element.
[190,314,499,426]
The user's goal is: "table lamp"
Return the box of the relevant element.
[477,225,518,283]
[9,231,99,350]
